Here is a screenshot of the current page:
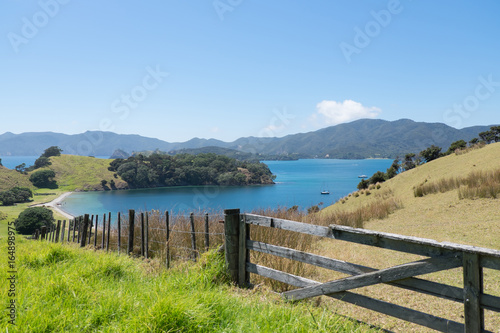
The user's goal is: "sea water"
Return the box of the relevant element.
[60,159,393,217]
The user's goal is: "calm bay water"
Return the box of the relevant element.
[61,159,392,216]
[0,156,39,169]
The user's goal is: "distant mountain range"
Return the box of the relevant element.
[0,119,494,159]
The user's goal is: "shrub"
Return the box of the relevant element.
[30,169,57,188]
[15,207,55,235]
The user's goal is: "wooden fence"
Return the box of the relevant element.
[223,209,500,333]
[31,210,224,266]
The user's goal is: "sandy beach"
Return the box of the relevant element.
[31,192,75,220]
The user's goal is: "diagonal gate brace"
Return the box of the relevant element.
[283,254,461,301]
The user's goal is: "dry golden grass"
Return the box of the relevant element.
[309,142,500,332]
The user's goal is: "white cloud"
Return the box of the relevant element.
[314,99,381,125]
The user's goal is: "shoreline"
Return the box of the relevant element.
[31,192,75,220]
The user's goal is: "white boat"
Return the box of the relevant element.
[321,190,330,195]
[358,175,368,178]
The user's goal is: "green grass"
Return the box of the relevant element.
[41,154,128,191]
[0,239,375,333]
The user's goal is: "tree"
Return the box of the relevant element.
[29,169,57,188]
[15,207,55,235]
[34,156,51,169]
[101,180,108,187]
[357,179,369,190]
[386,158,400,179]
[41,146,63,158]
[479,131,496,144]
[15,163,27,174]
[0,158,2,167]
[403,153,416,171]
[368,171,386,185]
[469,138,479,146]
[419,145,442,163]
[446,140,467,154]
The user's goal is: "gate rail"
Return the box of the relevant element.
[223,209,500,333]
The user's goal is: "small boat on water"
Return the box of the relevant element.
[321,190,330,195]
[358,175,368,178]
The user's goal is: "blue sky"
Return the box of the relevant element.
[1,1,499,142]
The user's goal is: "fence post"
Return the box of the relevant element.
[204,213,209,251]
[165,211,170,268]
[238,214,250,287]
[94,215,99,247]
[51,224,55,242]
[127,210,135,255]
[34,229,40,240]
[41,226,46,240]
[190,213,197,261]
[463,252,484,332]
[61,220,66,243]
[145,212,149,259]
[117,212,121,253]
[80,214,90,247]
[55,220,61,243]
[101,214,106,249]
[224,209,240,285]
[106,212,111,251]
[140,213,145,257]
[72,218,76,242]
[77,217,82,243]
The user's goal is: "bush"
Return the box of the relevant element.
[30,170,57,188]
[15,207,55,235]
[0,187,33,206]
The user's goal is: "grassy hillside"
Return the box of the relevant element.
[0,239,375,332]
[42,154,128,191]
[0,166,33,192]
[317,142,500,331]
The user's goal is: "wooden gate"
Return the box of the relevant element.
[223,209,500,333]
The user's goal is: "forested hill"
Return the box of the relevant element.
[0,119,494,159]
[109,153,276,188]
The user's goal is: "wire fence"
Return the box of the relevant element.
[31,209,225,267]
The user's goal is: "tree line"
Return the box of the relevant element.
[357,126,500,190]
[109,153,276,188]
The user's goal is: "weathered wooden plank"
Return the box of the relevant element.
[283,255,462,301]
[145,212,149,259]
[463,252,484,332]
[106,212,111,252]
[329,291,466,333]
[165,211,170,268]
[224,209,240,284]
[204,213,210,251]
[93,215,99,247]
[140,212,145,257]
[80,214,89,247]
[244,214,331,237]
[117,212,121,253]
[248,240,472,305]
[190,213,197,262]
[238,215,249,287]
[127,210,135,255]
[480,255,500,271]
[61,220,66,243]
[101,213,106,249]
[246,263,318,287]
[248,262,465,332]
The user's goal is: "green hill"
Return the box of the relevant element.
[0,166,33,192]
[41,155,128,191]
